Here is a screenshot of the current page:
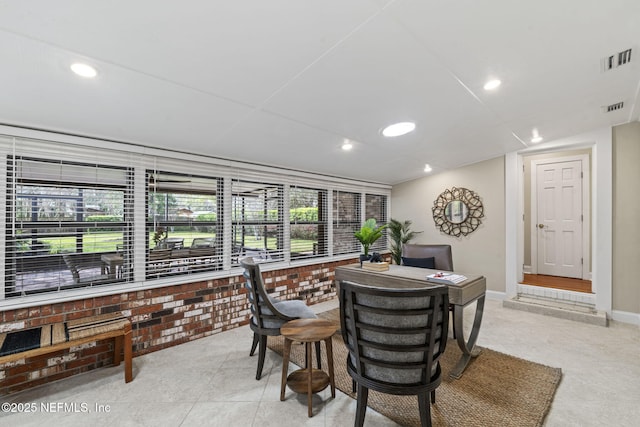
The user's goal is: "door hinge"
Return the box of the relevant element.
[581,214,583,222]
[581,258,584,265]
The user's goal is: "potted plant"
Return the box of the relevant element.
[152,226,167,248]
[354,218,387,263]
[388,218,422,265]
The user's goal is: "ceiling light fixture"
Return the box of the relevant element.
[424,164,432,173]
[341,140,353,151]
[382,122,416,137]
[483,79,501,91]
[70,63,97,78]
[530,128,543,143]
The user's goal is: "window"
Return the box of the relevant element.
[6,156,133,296]
[290,186,327,259]
[1,132,391,301]
[232,179,284,265]
[365,193,388,253]
[332,190,361,255]
[146,171,222,278]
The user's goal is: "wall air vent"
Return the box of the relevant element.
[618,48,632,65]
[603,48,632,71]
[604,101,624,112]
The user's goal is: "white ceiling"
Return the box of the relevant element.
[0,0,638,184]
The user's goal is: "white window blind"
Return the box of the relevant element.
[231,178,284,265]
[365,193,388,253]
[289,186,328,259]
[332,190,361,255]
[146,170,223,279]
[4,139,134,296]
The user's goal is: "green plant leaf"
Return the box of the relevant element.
[387,218,422,264]
[354,218,387,256]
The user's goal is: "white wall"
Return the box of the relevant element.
[391,156,506,293]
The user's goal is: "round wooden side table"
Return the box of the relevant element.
[280,318,337,417]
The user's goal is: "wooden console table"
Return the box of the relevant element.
[335,264,486,379]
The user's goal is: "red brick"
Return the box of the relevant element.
[66,309,96,321]
[1,373,28,387]
[6,360,44,376]
[39,314,65,325]
[65,357,96,370]
[14,309,29,320]
[2,311,15,322]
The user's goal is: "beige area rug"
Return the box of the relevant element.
[269,309,562,427]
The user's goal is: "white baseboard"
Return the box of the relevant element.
[486,290,506,301]
[611,309,640,326]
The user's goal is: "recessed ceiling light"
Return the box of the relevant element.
[70,63,97,78]
[483,79,501,91]
[530,128,543,143]
[424,164,432,173]
[382,122,416,137]
[341,140,353,151]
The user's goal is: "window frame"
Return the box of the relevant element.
[289,186,328,260]
[231,179,284,266]
[365,193,389,253]
[332,190,362,256]
[145,170,224,279]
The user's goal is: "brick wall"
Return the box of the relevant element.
[0,258,357,395]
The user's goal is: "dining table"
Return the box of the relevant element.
[335,263,486,379]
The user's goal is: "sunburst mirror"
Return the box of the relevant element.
[432,187,484,237]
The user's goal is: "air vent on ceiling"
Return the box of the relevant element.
[603,48,632,71]
[603,101,624,112]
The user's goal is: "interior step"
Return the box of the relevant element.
[503,294,608,327]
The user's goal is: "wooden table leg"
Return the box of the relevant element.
[280,338,292,401]
[114,335,123,366]
[306,341,313,417]
[124,324,133,383]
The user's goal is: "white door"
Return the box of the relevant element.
[536,160,583,278]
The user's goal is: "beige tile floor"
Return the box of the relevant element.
[1,298,639,426]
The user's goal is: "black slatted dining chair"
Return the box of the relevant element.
[240,257,320,380]
[340,280,449,427]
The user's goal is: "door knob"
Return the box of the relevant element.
[538,224,544,229]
